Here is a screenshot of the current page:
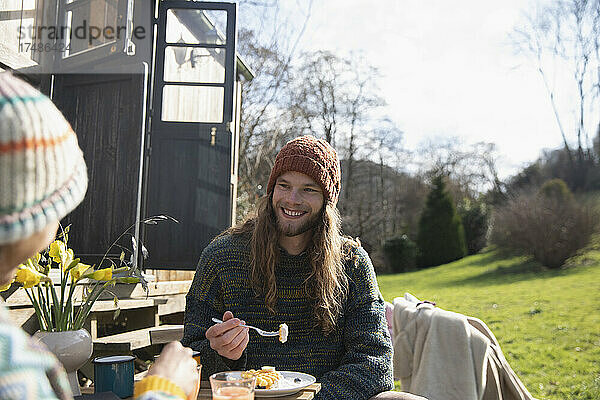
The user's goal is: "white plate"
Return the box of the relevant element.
[226,371,316,398]
[255,371,316,398]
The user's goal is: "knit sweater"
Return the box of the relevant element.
[181,233,394,400]
[0,300,185,400]
[0,300,72,399]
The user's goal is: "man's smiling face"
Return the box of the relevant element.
[272,171,325,237]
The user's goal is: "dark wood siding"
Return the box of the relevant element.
[52,74,145,263]
[144,129,232,269]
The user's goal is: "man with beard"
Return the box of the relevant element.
[182,136,425,400]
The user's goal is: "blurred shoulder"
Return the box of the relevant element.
[199,231,251,261]
[342,237,373,271]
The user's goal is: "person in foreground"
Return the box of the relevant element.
[182,135,426,400]
[0,73,197,400]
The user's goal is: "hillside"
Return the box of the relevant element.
[378,248,600,400]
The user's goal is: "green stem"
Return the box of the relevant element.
[74,280,114,330]
[60,269,67,325]
[62,280,79,330]
[36,285,52,331]
[98,230,135,269]
[25,289,46,331]
[49,281,62,331]
[73,280,101,329]
[44,284,56,331]
[59,259,80,330]
[96,215,175,271]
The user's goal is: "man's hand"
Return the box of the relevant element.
[205,311,249,360]
[148,341,199,395]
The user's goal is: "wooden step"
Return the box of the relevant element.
[93,324,182,352]
[2,280,192,307]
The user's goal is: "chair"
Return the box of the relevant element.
[388,294,536,400]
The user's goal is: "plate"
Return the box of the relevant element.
[227,371,316,398]
[255,371,316,397]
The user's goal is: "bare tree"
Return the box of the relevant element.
[342,56,386,210]
[289,51,344,145]
[512,0,600,190]
[290,51,386,213]
[417,138,502,200]
[368,118,404,238]
[235,1,313,219]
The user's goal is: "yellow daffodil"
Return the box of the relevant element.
[21,253,43,273]
[31,253,42,267]
[15,265,48,289]
[85,268,113,281]
[0,279,14,291]
[64,249,74,266]
[49,240,66,263]
[48,240,74,269]
[70,263,92,283]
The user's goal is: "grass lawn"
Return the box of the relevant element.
[377,248,600,400]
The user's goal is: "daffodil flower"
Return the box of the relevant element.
[49,240,74,269]
[15,265,49,289]
[31,253,42,269]
[49,240,66,263]
[64,249,74,266]
[20,253,44,273]
[70,263,92,283]
[85,268,113,281]
[0,279,13,292]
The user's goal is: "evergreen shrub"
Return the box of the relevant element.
[417,175,467,268]
[382,235,417,273]
[458,199,489,255]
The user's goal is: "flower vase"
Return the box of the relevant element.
[33,329,93,396]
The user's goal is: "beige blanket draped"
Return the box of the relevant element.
[391,294,536,400]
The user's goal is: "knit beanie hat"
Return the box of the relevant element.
[266,135,341,205]
[0,73,88,245]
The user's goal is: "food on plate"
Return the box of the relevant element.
[241,366,282,389]
[278,323,289,343]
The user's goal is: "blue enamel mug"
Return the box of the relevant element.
[93,355,135,398]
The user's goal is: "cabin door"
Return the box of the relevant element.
[144,1,237,269]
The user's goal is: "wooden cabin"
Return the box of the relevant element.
[0,0,253,378]
[1,0,252,270]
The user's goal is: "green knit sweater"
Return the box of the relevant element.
[181,233,394,400]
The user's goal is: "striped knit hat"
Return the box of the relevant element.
[267,135,341,205]
[0,73,87,245]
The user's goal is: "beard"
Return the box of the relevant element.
[275,208,322,237]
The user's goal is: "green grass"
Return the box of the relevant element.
[377,248,600,400]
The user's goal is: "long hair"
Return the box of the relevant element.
[225,195,357,334]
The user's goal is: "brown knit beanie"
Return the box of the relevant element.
[266,135,341,205]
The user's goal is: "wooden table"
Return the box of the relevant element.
[196,380,321,399]
[81,380,321,399]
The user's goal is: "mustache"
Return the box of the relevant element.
[277,203,310,213]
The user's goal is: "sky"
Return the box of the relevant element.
[258,0,573,179]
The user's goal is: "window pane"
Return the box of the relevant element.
[63,0,119,57]
[161,85,223,123]
[6,0,38,65]
[166,9,225,45]
[164,46,225,83]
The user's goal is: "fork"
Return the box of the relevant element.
[211,317,279,337]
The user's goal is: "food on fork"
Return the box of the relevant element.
[278,323,289,343]
[241,366,282,389]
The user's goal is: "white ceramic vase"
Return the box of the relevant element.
[33,329,93,396]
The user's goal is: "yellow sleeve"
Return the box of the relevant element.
[134,375,187,399]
